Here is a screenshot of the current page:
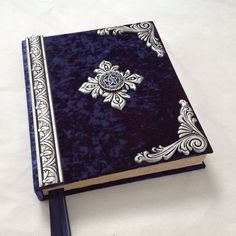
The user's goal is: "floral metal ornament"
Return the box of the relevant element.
[135,100,208,163]
[79,60,144,110]
[97,22,165,57]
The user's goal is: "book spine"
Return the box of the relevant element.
[26,35,63,187]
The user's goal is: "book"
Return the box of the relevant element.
[22,21,213,202]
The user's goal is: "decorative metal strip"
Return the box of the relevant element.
[26,35,63,187]
[78,60,143,110]
[97,22,165,57]
[135,100,208,163]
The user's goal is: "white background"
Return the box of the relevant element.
[0,0,235,235]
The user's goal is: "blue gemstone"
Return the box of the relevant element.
[106,75,118,86]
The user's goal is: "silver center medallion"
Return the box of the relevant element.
[79,60,144,110]
[99,71,125,92]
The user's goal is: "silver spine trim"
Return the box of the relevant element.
[26,37,42,186]
[26,35,63,187]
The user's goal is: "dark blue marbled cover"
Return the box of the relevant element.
[22,21,213,200]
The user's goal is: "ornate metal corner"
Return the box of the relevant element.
[26,35,63,187]
[97,22,165,57]
[79,60,144,110]
[135,100,208,163]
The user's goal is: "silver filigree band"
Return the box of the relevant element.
[97,22,165,57]
[26,35,63,187]
[135,100,208,163]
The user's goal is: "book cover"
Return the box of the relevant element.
[22,21,213,200]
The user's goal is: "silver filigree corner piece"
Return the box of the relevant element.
[97,22,165,57]
[134,99,208,164]
[78,60,144,110]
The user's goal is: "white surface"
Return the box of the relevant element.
[0,0,235,235]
